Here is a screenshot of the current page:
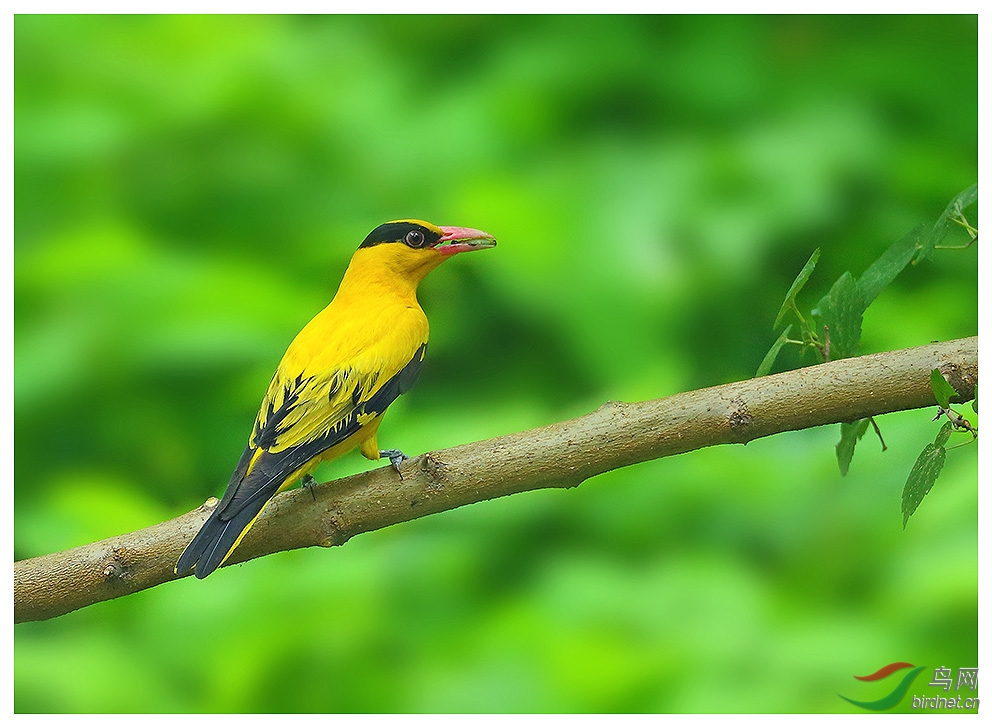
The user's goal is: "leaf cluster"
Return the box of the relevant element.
[759,184,977,377]
[756,185,978,523]
[901,370,978,527]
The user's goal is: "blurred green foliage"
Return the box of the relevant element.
[14,15,977,713]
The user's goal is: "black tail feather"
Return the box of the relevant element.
[175,490,272,579]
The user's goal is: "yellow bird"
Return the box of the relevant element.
[175,219,496,578]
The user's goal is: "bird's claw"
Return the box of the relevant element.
[379,449,408,477]
[302,474,318,500]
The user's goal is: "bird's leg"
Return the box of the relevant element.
[378,449,408,477]
[301,474,318,501]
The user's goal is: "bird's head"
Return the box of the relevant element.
[353,219,497,284]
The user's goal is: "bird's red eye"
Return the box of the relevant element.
[405,230,425,247]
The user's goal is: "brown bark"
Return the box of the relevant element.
[14,336,978,623]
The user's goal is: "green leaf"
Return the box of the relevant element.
[915,183,978,263]
[808,222,925,365]
[902,442,947,527]
[933,421,954,448]
[856,224,924,307]
[755,324,793,377]
[972,385,978,413]
[836,418,870,476]
[929,368,958,409]
[807,218,939,365]
[773,249,820,330]
[813,271,862,361]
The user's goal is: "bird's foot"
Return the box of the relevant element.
[302,474,318,501]
[379,449,408,477]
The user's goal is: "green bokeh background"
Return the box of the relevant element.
[14,15,978,713]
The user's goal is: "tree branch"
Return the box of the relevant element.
[14,337,978,623]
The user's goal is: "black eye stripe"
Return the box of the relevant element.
[359,222,441,249]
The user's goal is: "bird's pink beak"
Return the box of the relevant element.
[434,226,498,255]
